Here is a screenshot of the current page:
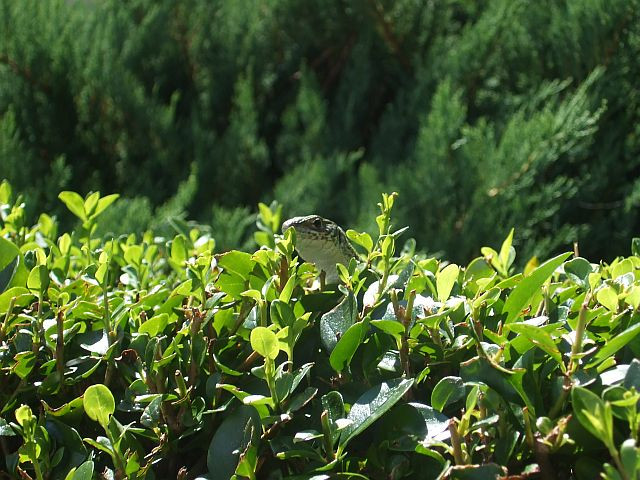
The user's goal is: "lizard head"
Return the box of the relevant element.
[282,215,337,240]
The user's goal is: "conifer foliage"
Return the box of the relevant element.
[1,0,639,261]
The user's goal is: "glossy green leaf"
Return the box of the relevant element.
[58,191,87,221]
[83,384,115,428]
[93,194,119,218]
[171,234,188,264]
[596,285,618,312]
[503,252,572,323]
[250,326,279,359]
[506,323,563,367]
[124,244,143,266]
[620,439,638,479]
[27,264,49,292]
[371,319,405,338]
[45,417,87,471]
[340,377,414,448]
[564,257,593,288]
[72,460,95,480]
[431,376,465,412]
[346,230,373,253]
[0,417,14,436]
[0,237,20,294]
[321,391,345,442]
[437,264,459,302]
[270,299,296,328]
[587,321,640,368]
[84,191,100,217]
[218,251,254,279]
[216,271,246,298]
[571,386,611,441]
[624,359,640,390]
[15,404,35,428]
[82,436,113,456]
[625,285,640,310]
[460,356,534,414]
[329,321,368,372]
[13,351,36,379]
[320,291,357,353]
[138,313,169,336]
[498,228,515,272]
[207,405,260,480]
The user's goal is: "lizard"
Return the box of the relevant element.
[281,215,358,284]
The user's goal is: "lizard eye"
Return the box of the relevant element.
[312,218,323,229]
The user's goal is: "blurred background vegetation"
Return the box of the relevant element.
[1,0,639,263]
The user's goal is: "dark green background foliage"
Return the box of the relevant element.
[2,0,640,261]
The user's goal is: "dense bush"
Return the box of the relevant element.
[1,186,640,479]
[2,0,640,262]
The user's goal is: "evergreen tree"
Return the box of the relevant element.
[1,0,639,261]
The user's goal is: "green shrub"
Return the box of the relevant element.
[1,186,640,479]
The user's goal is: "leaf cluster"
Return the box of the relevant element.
[1,186,640,479]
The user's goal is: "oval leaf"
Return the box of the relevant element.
[0,237,20,293]
[507,323,563,367]
[596,285,618,312]
[58,191,87,221]
[431,376,465,412]
[587,322,640,368]
[503,252,572,323]
[571,386,608,440]
[207,405,260,480]
[138,313,169,337]
[340,377,414,448]
[437,264,459,302]
[250,327,279,360]
[72,460,95,480]
[83,384,115,428]
[320,291,357,352]
[329,321,368,372]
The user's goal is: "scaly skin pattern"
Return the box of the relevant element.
[282,215,358,283]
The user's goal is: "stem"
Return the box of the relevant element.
[0,296,16,342]
[230,299,256,335]
[103,281,112,337]
[568,293,591,375]
[278,257,288,293]
[36,287,44,346]
[550,294,592,418]
[610,448,631,480]
[548,375,572,420]
[55,310,65,387]
[321,410,335,461]
[86,222,93,266]
[103,261,116,386]
[30,449,44,480]
[105,427,127,477]
[188,309,204,388]
[265,358,278,409]
[400,290,416,379]
[449,419,465,465]
[175,370,188,398]
[523,407,535,450]
[199,270,207,307]
[153,346,179,434]
[238,350,261,372]
[375,255,391,305]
